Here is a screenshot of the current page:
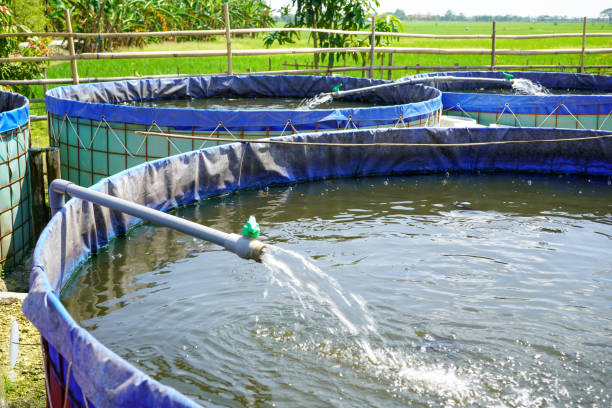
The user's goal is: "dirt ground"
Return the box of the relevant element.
[1,260,46,408]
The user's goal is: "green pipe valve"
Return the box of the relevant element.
[242,215,260,238]
[502,72,514,80]
[331,83,343,92]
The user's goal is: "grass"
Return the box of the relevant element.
[28,119,48,148]
[33,21,612,95]
[0,298,45,408]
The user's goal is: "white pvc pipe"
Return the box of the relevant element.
[49,179,266,262]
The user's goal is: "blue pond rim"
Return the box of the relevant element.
[45,75,442,131]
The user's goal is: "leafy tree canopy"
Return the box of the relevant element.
[601,8,612,21]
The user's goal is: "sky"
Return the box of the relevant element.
[267,0,610,18]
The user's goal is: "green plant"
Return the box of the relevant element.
[48,0,274,51]
[264,0,379,68]
[4,0,47,31]
[0,5,53,98]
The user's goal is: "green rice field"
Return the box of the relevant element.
[39,21,612,91]
[26,20,612,145]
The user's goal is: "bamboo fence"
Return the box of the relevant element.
[1,11,611,122]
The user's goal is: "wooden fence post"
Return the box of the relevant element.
[387,53,393,80]
[379,53,384,79]
[580,17,587,73]
[369,15,376,79]
[490,20,496,71]
[64,9,79,85]
[224,2,233,75]
[313,21,319,71]
[46,147,61,187]
[42,67,48,95]
[29,149,50,240]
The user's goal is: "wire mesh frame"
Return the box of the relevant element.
[0,122,33,270]
[444,102,612,130]
[48,110,441,187]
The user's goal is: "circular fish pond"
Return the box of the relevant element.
[45,75,441,187]
[405,71,612,130]
[25,127,612,408]
[0,90,32,270]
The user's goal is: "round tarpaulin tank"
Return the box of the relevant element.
[45,74,442,187]
[404,71,612,130]
[0,91,32,270]
[23,126,612,408]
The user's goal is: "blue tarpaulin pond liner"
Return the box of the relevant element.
[0,91,32,270]
[404,71,612,130]
[23,126,612,408]
[45,74,442,187]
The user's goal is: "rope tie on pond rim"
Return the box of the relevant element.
[87,117,106,149]
[496,103,523,127]
[344,115,358,130]
[10,340,40,346]
[63,361,72,408]
[100,116,137,157]
[48,114,66,145]
[135,130,612,147]
[279,119,297,137]
[65,114,89,150]
[536,103,586,130]
[41,336,54,408]
[559,103,586,130]
[237,141,247,188]
[394,114,407,128]
[453,103,476,121]
[137,122,184,156]
[198,121,237,149]
[82,387,90,408]
[423,112,435,128]
[598,109,612,130]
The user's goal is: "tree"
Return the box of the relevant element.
[393,8,407,21]
[5,0,48,31]
[601,8,612,21]
[0,5,52,97]
[443,10,456,21]
[266,0,379,70]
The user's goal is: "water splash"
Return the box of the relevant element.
[511,78,550,96]
[260,245,475,401]
[261,245,377,336]
[297,93,334,110]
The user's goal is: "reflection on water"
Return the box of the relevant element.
[62,173,612,407]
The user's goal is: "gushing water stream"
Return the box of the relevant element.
[297,93,334,110]
[510,78,550,95]
[260,245,472,400]
[298,77,549,110]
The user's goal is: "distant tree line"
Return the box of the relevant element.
[386,8,612,22]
